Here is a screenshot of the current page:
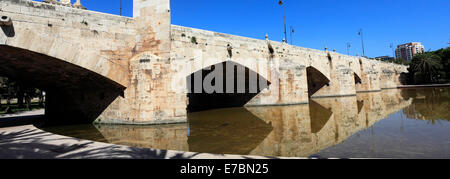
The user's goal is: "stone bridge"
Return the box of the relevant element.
[0,0,408,125]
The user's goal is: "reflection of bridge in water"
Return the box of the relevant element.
[246,89,412,157]
[50,89,412,157]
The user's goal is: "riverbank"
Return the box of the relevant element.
[0,111,303,159]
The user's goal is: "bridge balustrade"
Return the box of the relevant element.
[43,0,86,9]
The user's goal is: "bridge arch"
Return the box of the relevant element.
[1,22,129,87]
[306,66,330,97]
[354,72,362,84]
[186,61,271,112]
[0,45,126,125]
[307,55,332,81]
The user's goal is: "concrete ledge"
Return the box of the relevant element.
[94,118,188,126]
[397,84,450,89]
[245,102,309,107]
[310,93,357,98]
[356,90,383,93]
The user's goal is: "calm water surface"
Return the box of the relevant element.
[43,88,450,158]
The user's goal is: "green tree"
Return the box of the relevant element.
[409,53,442,84]
[0,76,44,113]
[432,47,449,81]
[0,77,15,113]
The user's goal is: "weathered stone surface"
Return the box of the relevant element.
[0,0,409,125]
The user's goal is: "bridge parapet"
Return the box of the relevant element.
[43,0,85,9]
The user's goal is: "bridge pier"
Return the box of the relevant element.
[308,53,357,98]
[355,59,382,92]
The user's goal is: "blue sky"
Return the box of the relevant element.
[41,0,449,58]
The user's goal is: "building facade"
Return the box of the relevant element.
[395,42,425,61]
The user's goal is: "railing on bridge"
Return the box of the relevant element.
[43,0,86,10]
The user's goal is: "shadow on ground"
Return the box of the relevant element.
[0,126,209,159]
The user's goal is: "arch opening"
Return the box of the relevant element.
[187,61,271,112]
[0,45,126,126]
[306,66,330,97]
[354,72,362,84]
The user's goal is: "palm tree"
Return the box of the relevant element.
[410,53,442,84]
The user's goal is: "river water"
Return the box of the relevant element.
[43,88,450,158]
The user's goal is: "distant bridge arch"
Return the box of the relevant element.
[186,61,271,112]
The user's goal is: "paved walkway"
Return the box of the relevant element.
[0,111,299,159]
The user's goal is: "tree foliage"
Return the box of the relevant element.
[432,47,450,80]
[407,47,449,84]
[0,76,45,113]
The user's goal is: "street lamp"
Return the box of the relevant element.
[121,0,122,16]
[347,42,351,55]
[278,0,287,43]
[358,29,366,57]
[390,43,396,60]
[290,26,295,45]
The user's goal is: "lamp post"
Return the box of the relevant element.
[347,42,351,55]
[290,26,295,45]
[120,0,123,16]
[278,0,287,43]
[358,29,366,57]
[390,43,396,60]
